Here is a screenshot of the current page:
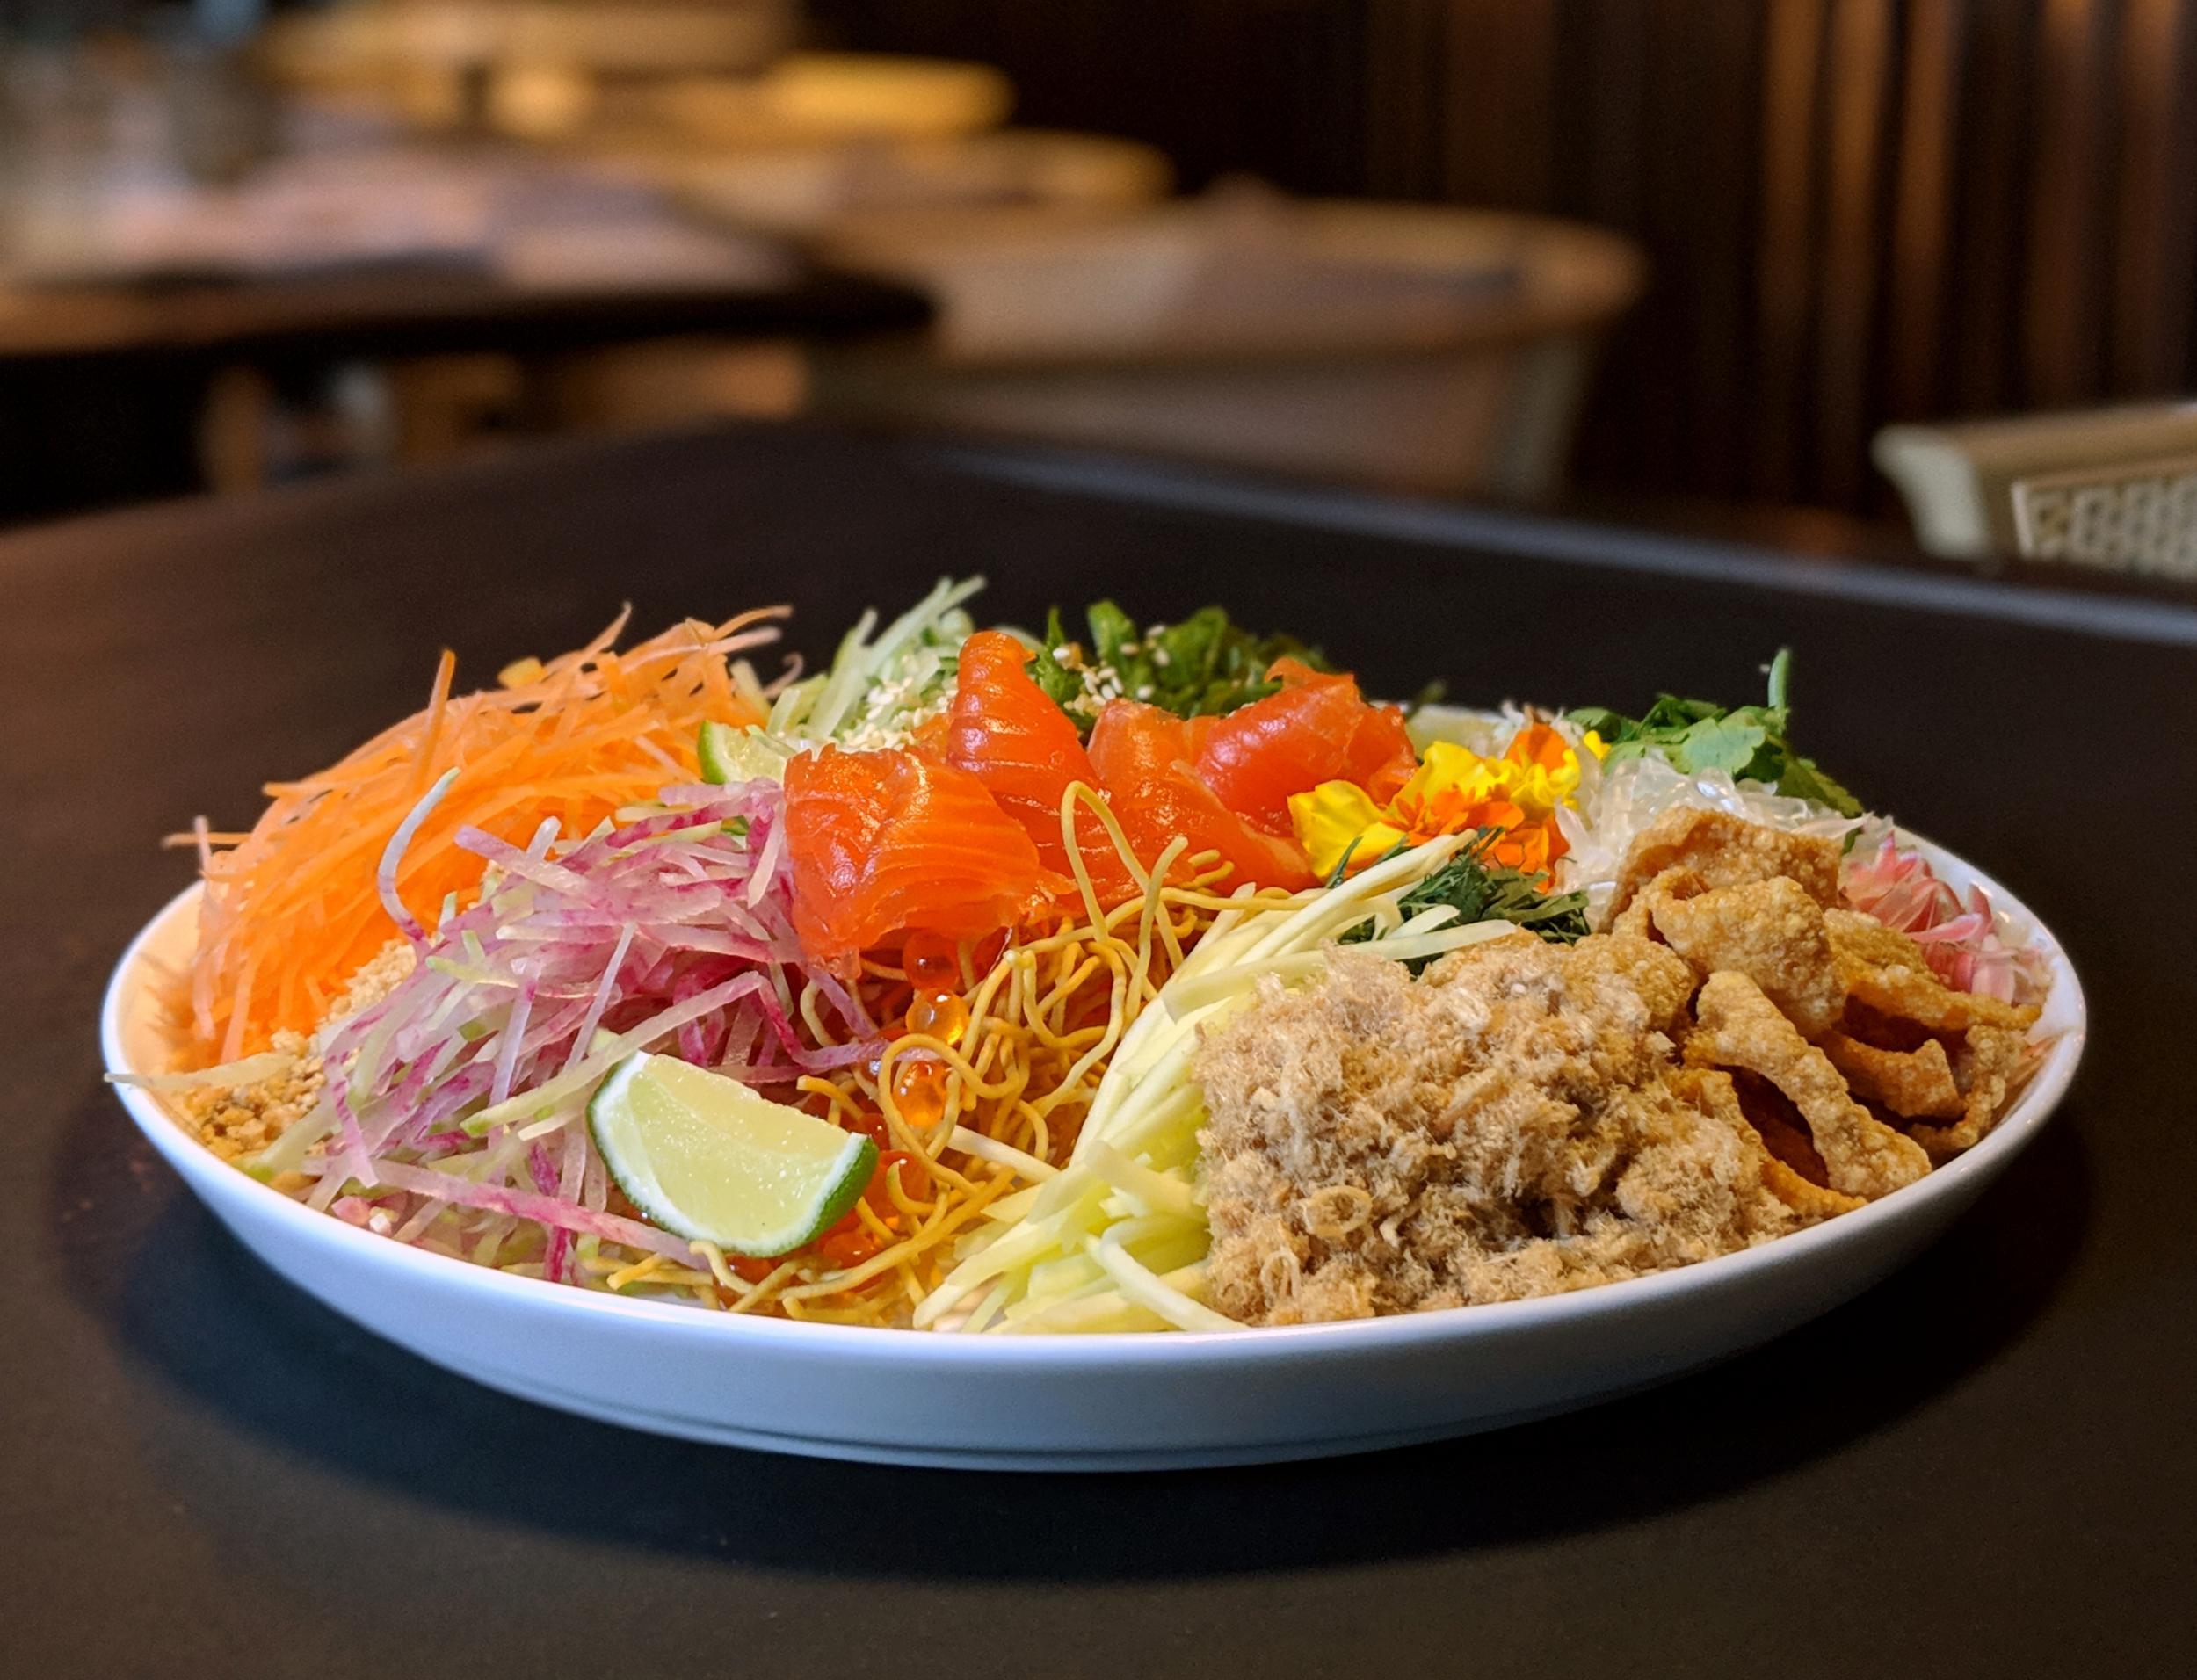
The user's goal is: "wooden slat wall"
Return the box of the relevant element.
[1884,0,1963,421]
[816,0,2197,512]
[2113,0,2197,392]
[1753,0,1827,502]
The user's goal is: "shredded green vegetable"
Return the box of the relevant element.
[701,576,983,777]
[1339,829,1590,962]
[913,835,1505,1334]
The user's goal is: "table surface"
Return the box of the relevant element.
[0,263,930,367]
[4,424,2190,1679]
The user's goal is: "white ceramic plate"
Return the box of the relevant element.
[102,844,2085,1471]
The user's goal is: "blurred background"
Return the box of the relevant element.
[4,0,2195,584]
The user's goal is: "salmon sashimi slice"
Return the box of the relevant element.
[946,630,1139,903]
[784,745,1047,970]
[1193,657,1419,835]
[1088,699,1316,891]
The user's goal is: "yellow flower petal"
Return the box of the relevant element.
[1392,742,1495,823]
[1351,820,1412,869]
[1504,759,1576,818]
[1288,781,1391,878]
[1292,732,1588,878]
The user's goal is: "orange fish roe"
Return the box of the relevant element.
[902,931,962,994]
[906,989,970,1047]
[889,1054,953,1128]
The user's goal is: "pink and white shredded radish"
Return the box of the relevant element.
[285,778,881,1272]
[1840,833,2049,1005]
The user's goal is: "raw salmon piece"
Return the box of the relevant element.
[785,746,1047,970]
[1089,700,1316,891]
[1194,658,1418,835]
[945,631,1136,902]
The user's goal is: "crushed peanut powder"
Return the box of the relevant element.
[182,939,417,1161]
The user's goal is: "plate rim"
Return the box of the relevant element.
[101,840,2087,1368]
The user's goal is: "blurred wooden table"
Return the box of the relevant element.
[0,264,928,366]
[0,261,928,521]
[2,421,2189,1679]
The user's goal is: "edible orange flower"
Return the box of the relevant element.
[1287,724,1584,885]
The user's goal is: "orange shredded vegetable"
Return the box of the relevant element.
[185,606,786,1060]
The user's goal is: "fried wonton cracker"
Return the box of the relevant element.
[1819,1031,1966,1120]
[1687,970,1932,1199]
[1673,1067,1865,1219]
[1606,808,1843,922]
[1608,865,1701,941]
[1910,1023,2031,1160]
[1651,874,1844,1037]
[1825,910,2041,1036]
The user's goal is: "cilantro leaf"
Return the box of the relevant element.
[1086,600,1139,674]
[1772,752,1860,815]
[1563,649,1862,817]
[1673,715,1768,776]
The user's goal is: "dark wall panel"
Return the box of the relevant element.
[817,0,2197,515]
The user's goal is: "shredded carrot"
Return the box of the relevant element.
[185,608,786,1059]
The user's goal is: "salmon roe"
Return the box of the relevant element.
[905,988,969,1046]
[888,1052,952,1127]
[902,930,961,993]
[868,1149,928,1209]
[815,1217,881,1268]
[810,1149,931,1269]
[843,1107,894,1150]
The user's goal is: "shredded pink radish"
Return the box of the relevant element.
[289,779,881,1282]
[1841,835,2049,1004]
[365,1161,698,1262]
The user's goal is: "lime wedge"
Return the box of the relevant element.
[588,1052,875,1256]
[698,720,789,786]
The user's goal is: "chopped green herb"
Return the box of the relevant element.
[1340,829,1590,967]
[1031,600,1328,735]
[1029,606,1084,712]
[1566,648,1860,817]
[1086,600,1141,674]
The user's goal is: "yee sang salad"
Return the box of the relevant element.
[133,583,2056,1332]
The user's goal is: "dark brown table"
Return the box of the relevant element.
[4,424,2190,1678]
[0,264,928,522]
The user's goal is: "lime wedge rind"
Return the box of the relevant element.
[697,720,788,787]
[588,1051,876,1258]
